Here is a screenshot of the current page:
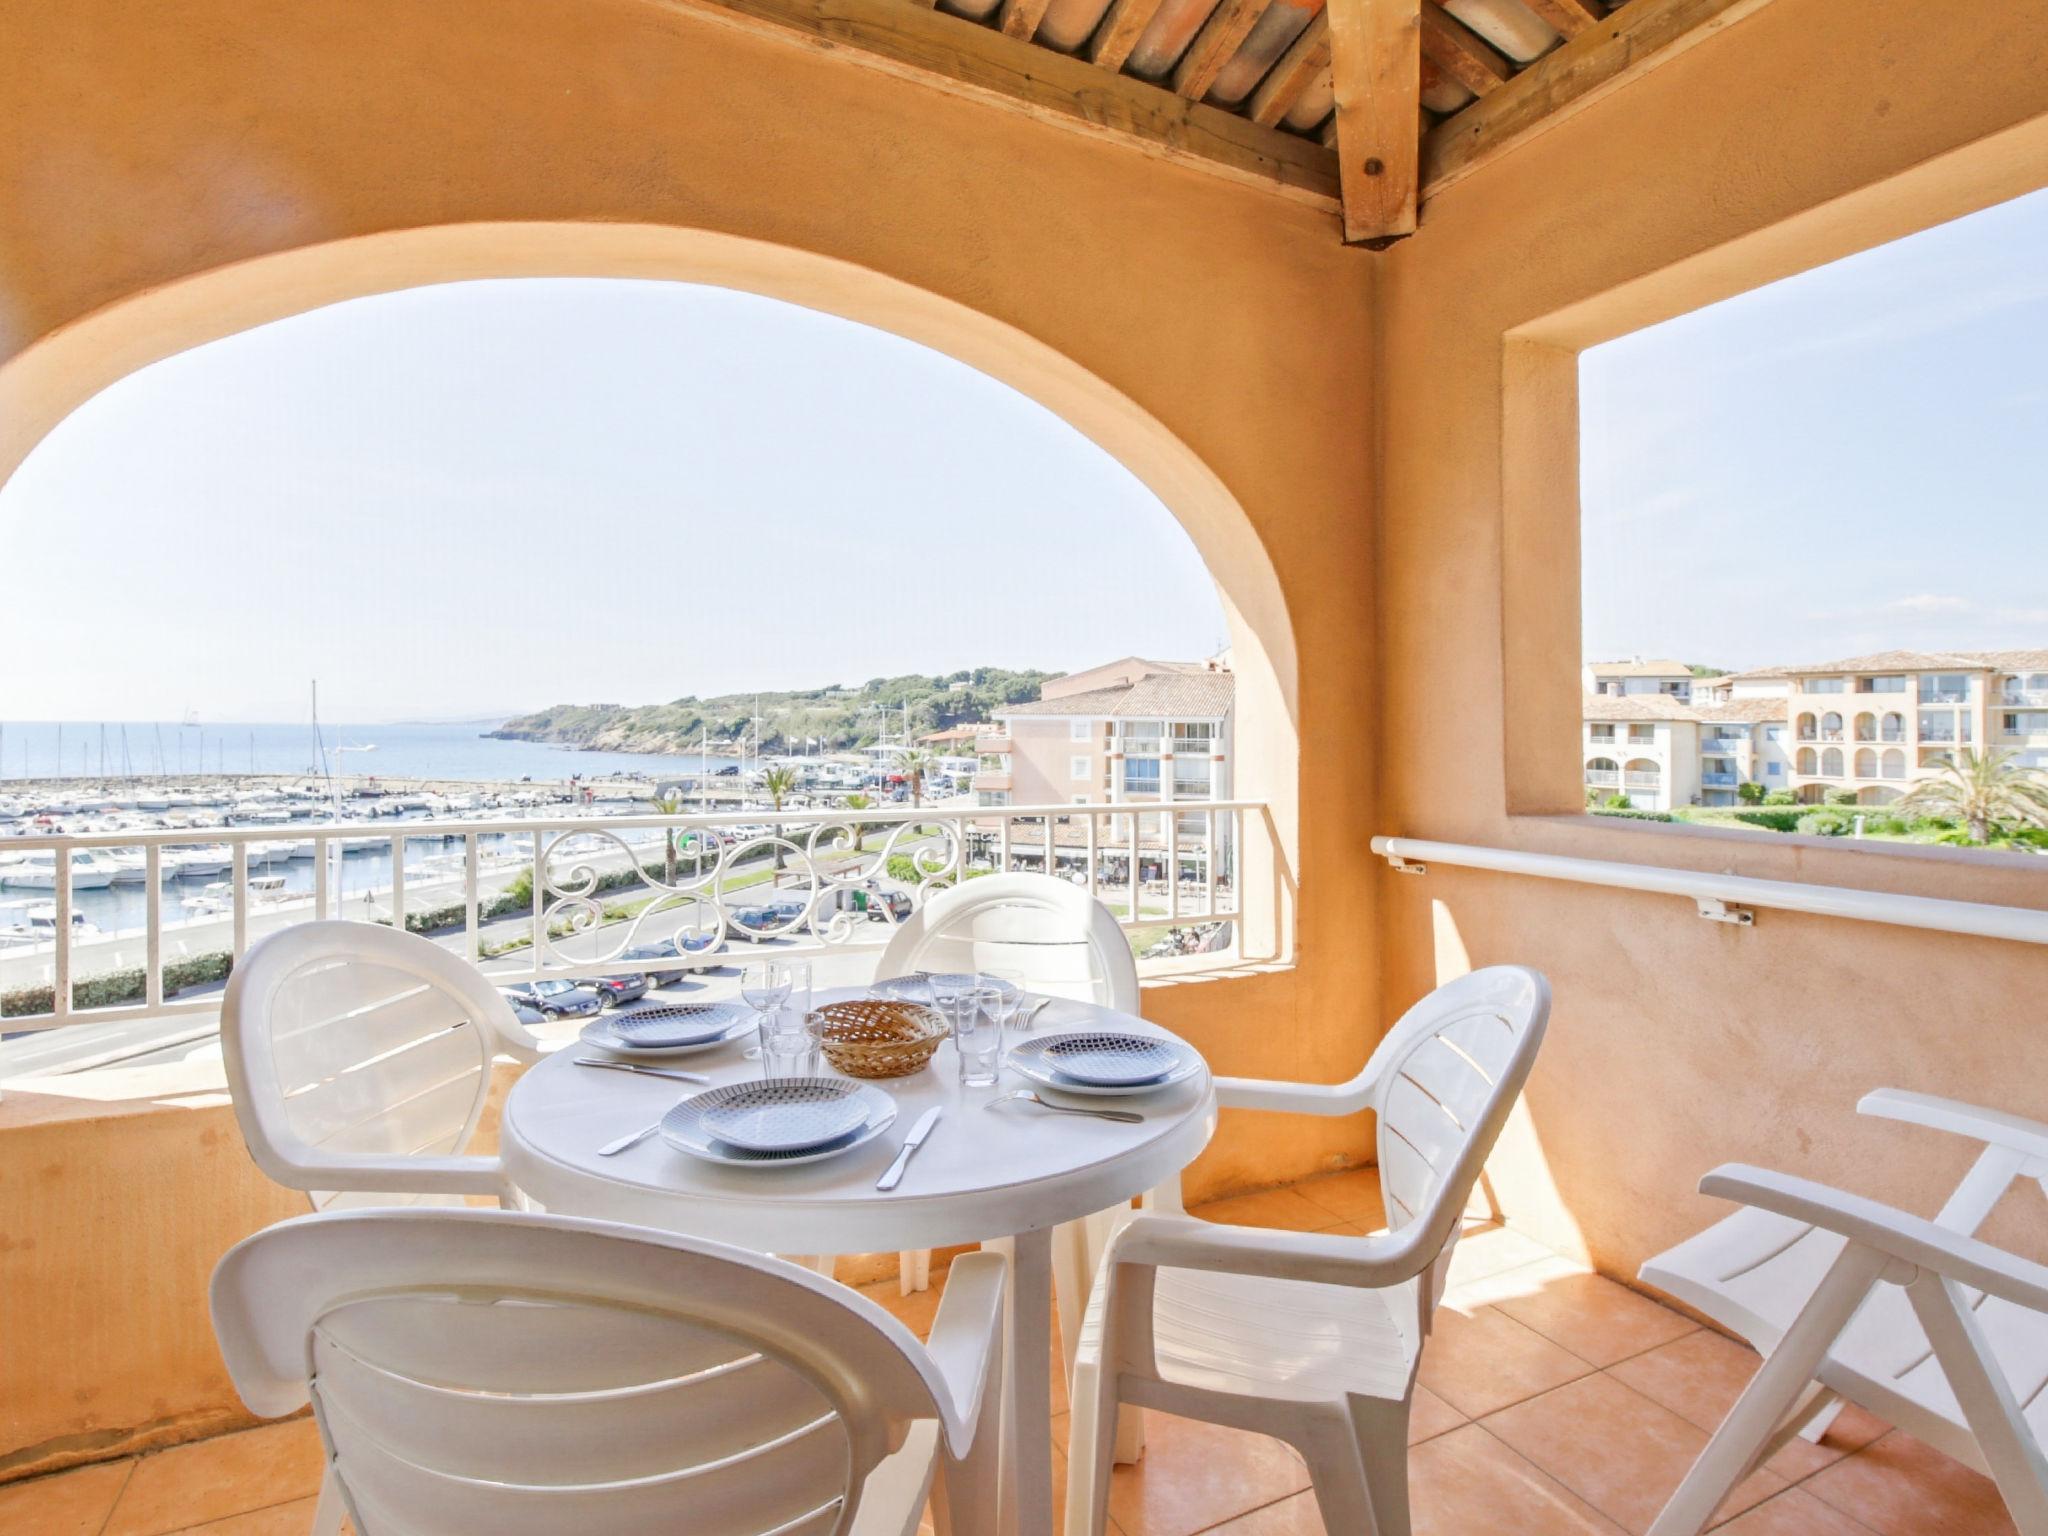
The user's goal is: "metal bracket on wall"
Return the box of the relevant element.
[1387,854,1429,874]
[1696,897,1754,926]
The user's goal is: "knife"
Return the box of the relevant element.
[574,1056,710,1084]
[875,1106,943,1191]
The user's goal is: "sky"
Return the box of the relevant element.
[0,280,1228,724]
[1581,184,2048,674]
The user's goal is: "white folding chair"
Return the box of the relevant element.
[1067,965,1551,1536]
[221,920,543,1210]
[211,1207,1007,1536]
[876,872,1140,1299]
[1642,1090,2048,1535]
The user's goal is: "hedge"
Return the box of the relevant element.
[3,950,234,1018]
[1591,807,1676,823]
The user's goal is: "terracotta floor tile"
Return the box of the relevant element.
[1291,1169,1387,1227]
[1803,1431,2018,1536]
[105,1421,326,1536]
[0,1459,133,1536]
[1609,1330,1887,1479]
[856,1274,945,1340]
[165,1497,333,1535]
[1106,1411,1310,1536]
[1446,1223,1562,1290]
[1445,1253,1591,1311]
[1481,1371,1787,1535]
[1709,1487,1879,1535]
[1410,1384,1467,1445]
[1416,1303,1594,1418]
[1201,1489,1327,1534]
[1189,1187,1339,1233]
[1492,1269,1699,1367]
[1411,1425,1628,1536]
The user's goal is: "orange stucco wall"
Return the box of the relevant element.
[0,0,1377,1470]
[1376,0,2048,1274]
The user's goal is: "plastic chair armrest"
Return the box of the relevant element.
[924,1249,1007,1456]
[1857,1088,2048,1164]
[269,1151,510,1199]
[1212,1071,1375,1117]
[1700,1163,2048,1313]
[1108,1212,1425,1289]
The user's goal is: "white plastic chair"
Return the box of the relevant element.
[1066,965,1551,1536]
[221,921,542,1210]
[877,873,1140,1296]
[1641,1090,2048,1535]
[211,1207,1007,1536]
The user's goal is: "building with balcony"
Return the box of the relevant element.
[1582,657,1699,701]
[1583,694,1788,809]
[1713,649,2048,804]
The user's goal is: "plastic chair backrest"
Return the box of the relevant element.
[221,921,538,1208]
[211,1208,952,1536]
[875,873,1138,1011]
[1367,966,1550,1304]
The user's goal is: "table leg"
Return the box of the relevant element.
[988,1229,1055,1536]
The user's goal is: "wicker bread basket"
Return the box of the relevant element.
[810,998,949,1079]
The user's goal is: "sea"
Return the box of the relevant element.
[0,719,714,786]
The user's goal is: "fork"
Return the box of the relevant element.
[599,1122,661,1156]
[986,1090,1144,1124]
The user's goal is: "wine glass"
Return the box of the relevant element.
[741,959,793,1061]
[978,967,1026,1029]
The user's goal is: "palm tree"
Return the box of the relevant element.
[1896,747,2048,845]
[842,792,874,855]
[894,747,935,809]
[762,764,800,870]
[651,786,686,886]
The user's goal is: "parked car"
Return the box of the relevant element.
[576,973,650,1008]
[819,885,911,923]
[498,978,604,1019]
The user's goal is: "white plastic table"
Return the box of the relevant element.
[500,990,1217,1536]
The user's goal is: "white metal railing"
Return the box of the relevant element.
[0,800,1287,1034]
[1584,770,1620,787]
[1623,772,1662,790]
[1370,836,2048,946]
[2003,691,2048,707]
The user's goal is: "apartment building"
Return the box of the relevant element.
[1583,694,1789,811]
[974,657,1234,882]
[1583,658,1699,701]
[1588,648,2048,809]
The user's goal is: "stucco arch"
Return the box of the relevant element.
[0,221,1294,724]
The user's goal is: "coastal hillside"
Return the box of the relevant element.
[489,669,1055,756]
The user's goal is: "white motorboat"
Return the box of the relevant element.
[0,900,103,950]
[102,849,152,885]
[0,850,116,890]
[169,844,232,878]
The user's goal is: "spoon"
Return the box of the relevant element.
[987,1090,1144,1125]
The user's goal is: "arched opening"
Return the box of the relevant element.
[1796,711,1817,741]
[1796,747,1818,774]
[1858,786,1902,806]
[1881,748,1906,780]
[1821,711,1843,741]
[1796,784,1829,805]
[1853,712,1876,742]
[1821,747,1844,777]
[1853,748,1877,779]
[1882,711,1904,742]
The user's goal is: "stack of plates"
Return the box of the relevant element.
[1008,1030,1203,1098]
[661,1077,897,1167]
[579,1002,751,1059]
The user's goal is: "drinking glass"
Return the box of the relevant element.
[953,985,1004,1089]
[759,1012,818,1077]
[741,960,793,1061]
[978,967,1027,1031]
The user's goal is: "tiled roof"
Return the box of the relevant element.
[1582,694,1785,725]
[1585,658,1694,678]
[1731,649,2048,679]
[998,669,1234,720]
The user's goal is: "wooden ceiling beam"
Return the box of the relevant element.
[1089,0,1170,70]
[1418,1,1511,97]
[1521,0,1604,39]
[1421,0,1781,201]
[1175,0,1281,99]
[1326,0,1421,244]
[1246,10,1331,127]
[646,0,1340,209]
